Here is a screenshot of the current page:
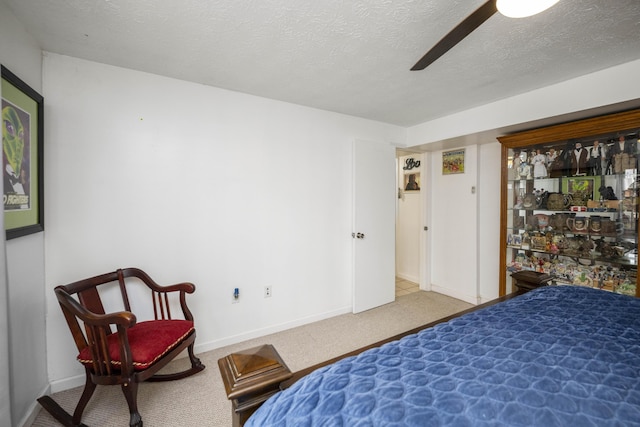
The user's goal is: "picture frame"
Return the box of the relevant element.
[1,65,44,239]
[531,236,547,251]
[403,172,421,192]
[442,149,465,175]
[507,233,521,247]
[512,234,522,247]
[564,177,598,201]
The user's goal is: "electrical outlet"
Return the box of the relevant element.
[264,286,272,298]
[232,287,240,304]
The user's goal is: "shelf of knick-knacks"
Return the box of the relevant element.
[498,109,640,297]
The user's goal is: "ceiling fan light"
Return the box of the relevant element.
[496,0,560,18]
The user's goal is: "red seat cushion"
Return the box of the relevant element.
[77,320,194,371]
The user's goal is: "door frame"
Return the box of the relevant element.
[395,150,431,292]
[419,152,431,291]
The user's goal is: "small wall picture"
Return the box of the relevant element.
[565,177,597,200]
[404,173,421,191]
[442,149,465,174]
[531,236,547,251]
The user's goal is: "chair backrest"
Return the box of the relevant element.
[56,272,135,377]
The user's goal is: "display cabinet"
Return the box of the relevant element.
[498,109,640,297]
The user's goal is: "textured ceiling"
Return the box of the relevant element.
[4,0,640,127]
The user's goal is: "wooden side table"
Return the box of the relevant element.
[218,344,292,427]
[511,270,554,294]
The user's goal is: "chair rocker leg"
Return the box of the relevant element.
[121,381,143,427]
[37,395,90,427]
[148,343,205,382]
[37,370,95,427]
[72,371,97,425]
[188,343,206,372]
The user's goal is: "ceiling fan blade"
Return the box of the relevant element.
[411,0,497,71]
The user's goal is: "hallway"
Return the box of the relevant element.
[395,277,419,297]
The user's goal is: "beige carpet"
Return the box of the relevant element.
[30,291,472,427]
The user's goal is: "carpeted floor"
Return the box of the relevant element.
[30,291,472,427]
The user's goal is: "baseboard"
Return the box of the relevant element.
[430,284,480,305]
[396,272,420,284]
[50,373,85,394]
[478,294,500,304]
[195,305,352,355]
[18,383,50,427]
[48,305,353,394]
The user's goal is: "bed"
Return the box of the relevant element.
[245,286,640,426]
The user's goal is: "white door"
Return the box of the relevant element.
[353,139,396,313]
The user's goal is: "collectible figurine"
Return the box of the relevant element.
[546,148,558,169]
[532,149,548,178]
[514,189,524,209]
[609,134,637,173]
[570,142,589,176]
[512,150,522,179]
[518,159,532,179]
[598,185,617,200]
[549,147,569,177]
[588,140,606,176]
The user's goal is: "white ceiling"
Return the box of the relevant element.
[5,0,640,127]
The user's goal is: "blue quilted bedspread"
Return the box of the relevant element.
[246,286,640,426]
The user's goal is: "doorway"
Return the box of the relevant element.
[396,151,425,294]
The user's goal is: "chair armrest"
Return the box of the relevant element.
[152,281,196,294]
[123,267,195,294]
[121,268,197,321]
[150,282,196,321]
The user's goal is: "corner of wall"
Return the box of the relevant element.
[0,2,48,426]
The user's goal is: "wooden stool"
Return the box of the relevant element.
[218,344,292,427]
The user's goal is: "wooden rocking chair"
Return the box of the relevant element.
[38,268,205,427]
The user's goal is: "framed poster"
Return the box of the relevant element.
[1,65,44,239]
[442,149,465,175]
[403,172,420,192]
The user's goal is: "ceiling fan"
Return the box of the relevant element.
[411,0,560,71]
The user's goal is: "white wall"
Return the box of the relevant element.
[0,1,48,426]
[478,142,501,302]
[42,53,406,390]
[429,146,480,303]
[406,59,640,147]
[396,154,422,283]
[420,142,500,304]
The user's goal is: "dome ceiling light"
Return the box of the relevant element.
[497,0,560,18]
